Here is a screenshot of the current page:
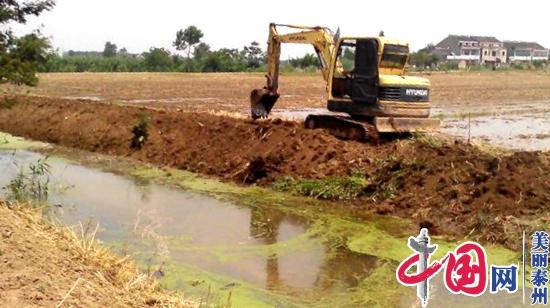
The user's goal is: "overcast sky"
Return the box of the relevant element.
[11,0,550,57]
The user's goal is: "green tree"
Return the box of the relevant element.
[0,0,55,85]
[410,44,440,69]
[289,53,319,69]
[193,42,210,59]
[173,25,204,59]
[200,51,223,72]
[200,48,245,72]
[103,41,117,58]
[143,47,173,72]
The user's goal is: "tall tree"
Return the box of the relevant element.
[242,41,264,68]
[173,25,204,59]
[0,0,55,85]
[103,41,117,58]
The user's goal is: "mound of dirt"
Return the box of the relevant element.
[0,201,192,307]
[364,142,549,249]
[0,96,548,249]
[0,96,392,182]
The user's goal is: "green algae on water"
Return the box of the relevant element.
[0,132,47,150]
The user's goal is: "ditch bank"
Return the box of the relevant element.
[0,201,192,307]
[0,96,549,249]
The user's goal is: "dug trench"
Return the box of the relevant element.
[0,95,549,250]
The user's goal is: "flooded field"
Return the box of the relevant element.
[5,71,550,111]
[273,104,550,152]
[442,114,550,151]
[0,147,522,307]
[438,100,550,151]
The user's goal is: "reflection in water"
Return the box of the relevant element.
[249,206,378,296]
[250,207,284,290]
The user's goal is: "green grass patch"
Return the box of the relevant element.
[272,172,370,200]
[4,156,51,204]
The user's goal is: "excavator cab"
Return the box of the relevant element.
[331,39,379,105]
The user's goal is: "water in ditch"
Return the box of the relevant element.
[0,147,522,307]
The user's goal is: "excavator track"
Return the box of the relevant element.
[304,115,379,142]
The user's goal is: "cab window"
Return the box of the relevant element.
[380,44,409,69]
[332,39,356,97]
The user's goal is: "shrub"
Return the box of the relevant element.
[131,112,150,150]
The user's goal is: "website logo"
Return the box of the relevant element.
[395,228,537,307]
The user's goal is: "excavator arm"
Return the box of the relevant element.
[250,23,338,119]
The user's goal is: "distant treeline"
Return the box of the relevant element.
[39,35,321,73]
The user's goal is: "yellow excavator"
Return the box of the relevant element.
[250,23,440,140]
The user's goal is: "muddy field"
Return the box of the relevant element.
[2,71,550,114]
[0,96,548,250]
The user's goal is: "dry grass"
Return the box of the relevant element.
[0,201,196,307]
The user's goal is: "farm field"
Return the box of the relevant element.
[3,71,550,114]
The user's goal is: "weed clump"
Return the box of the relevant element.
[131,112,150,150]
[4,157,51,203]
[273,172,369,200]
[413,133,445,149]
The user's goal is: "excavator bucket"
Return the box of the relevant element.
[250,88,280,120]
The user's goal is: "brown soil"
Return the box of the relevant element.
[0,96,549,250]
[0,201,193,307]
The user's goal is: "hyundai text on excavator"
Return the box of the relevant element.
[250,23,440,140]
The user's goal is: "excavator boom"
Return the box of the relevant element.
[251,24,337,119]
